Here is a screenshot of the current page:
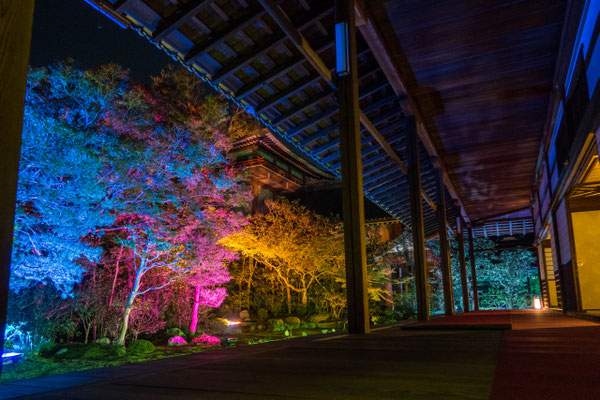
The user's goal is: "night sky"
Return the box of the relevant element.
[30,0,173,82]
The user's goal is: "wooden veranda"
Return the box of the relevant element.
[0,0,580,363]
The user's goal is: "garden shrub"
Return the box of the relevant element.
[192,333,220,346]
[299,321,316,329]
[267,318,286,332]
[128,339,155,354]
[257,308,269,321]
[284,316,300,329]
[200,318,229,335]
[111,343,127,356]
[3,322,50,354]
[168,336,187,346]
[166,327,186,338]
[82,344,109,359]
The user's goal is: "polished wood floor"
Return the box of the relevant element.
[0,310,597,399]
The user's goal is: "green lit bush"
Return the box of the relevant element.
[128,339,155,355]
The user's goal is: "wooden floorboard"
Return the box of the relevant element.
[1,310,597,399]
[492,310,600,400]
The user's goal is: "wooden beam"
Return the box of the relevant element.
[212,5,334,84]
[289,105,338,137]
[258,0,333,86]
[457,216,470,313]
[359,111,407,174]
[436,168,454,316]
[271,90,334,126]
[153,0,211,41]
[468,225,479,310]
[336,0,369,334]
[114,0,135,13]
[257,0,435,212]
[185,5,266,65]
[407,116,429,321]
[235,40,334,100]
[355,0,469,223]
[256,75,322,113]
[0,0,34,379]
[301,104,400,147]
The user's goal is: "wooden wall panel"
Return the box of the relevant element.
[555,199,572,264]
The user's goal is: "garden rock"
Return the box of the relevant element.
[55,348,68,357]
[239,310,250,321]
[317,321,337,329]
[95,337,110,346]
[284,316,301,329]
[309,314,329,323]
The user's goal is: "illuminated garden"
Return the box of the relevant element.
[3,1,600,398]
[1,63,539,382]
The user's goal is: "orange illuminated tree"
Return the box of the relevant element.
[220,199,344,314]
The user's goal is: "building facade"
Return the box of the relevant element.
[532,1,600,316]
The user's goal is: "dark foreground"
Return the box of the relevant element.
[0,310,597,399]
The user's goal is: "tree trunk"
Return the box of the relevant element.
[189,284,202,333]
[118,269,142,346]
[286,286,292,314]
[299,289,308,315]
[109,245,124,308]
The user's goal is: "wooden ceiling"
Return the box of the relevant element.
[87,0,568,231]
[378,0,567,220]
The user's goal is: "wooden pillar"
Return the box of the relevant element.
[468,225,479,310]
[436,168,454,315]
[336,0,369,334]
[407,116,429,321]
[535,244,546,308]
[0,0,35,378]
[457,217,469,312]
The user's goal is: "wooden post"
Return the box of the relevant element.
[0,0,35,378]
[336,0,369,334]
[468,225,479,310]
[535,244,546,308]
[457,216,469,312]
[436,168,454,315]
[407,116,429,321]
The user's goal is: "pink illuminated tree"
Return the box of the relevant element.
[182,207,248,333]
[102,69,252,345]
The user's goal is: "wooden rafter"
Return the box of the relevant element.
[212,4,334,84]
[184,4,266,65]
[153,0,211,41]
[355,0,469,222]
[235,40,334,100]
[114,0,135,13]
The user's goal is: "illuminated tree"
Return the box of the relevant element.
[221,199,345,315]
[13,63,254,344]
[428,237,538,311]
[10,63,128,295]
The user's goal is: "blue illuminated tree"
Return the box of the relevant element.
[10,64,125,296]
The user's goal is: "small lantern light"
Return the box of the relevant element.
[533,296,542,309]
